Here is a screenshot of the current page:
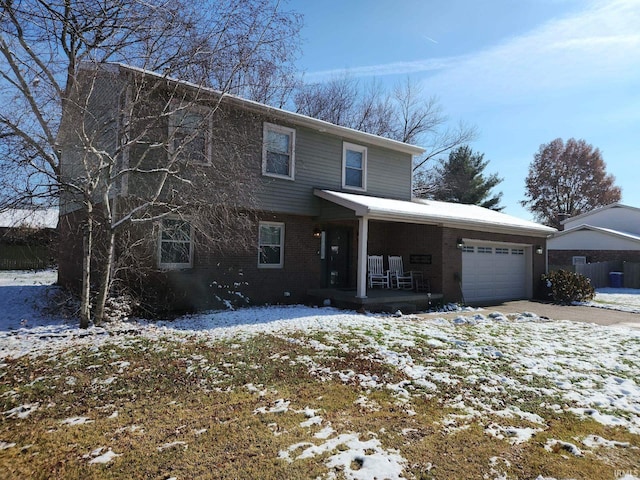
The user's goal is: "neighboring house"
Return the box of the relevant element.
[58,63,554,310]
[548,203,640,266]
[0,208,58,270]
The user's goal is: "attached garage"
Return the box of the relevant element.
[462,242,531,303]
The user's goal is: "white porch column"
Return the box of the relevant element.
[356,216,369,298]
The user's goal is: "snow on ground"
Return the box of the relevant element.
[589,288,640,314]
[0,269,65,330]
[2,271,640,479]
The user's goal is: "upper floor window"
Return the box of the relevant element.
[263,123,295,180]
[158,218,193,269]
[169,107,211,166]
[342,142,367,191]
[258,221,284,268]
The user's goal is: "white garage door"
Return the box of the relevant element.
[462,243,528,303]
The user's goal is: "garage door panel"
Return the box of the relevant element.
[462,243,528,303]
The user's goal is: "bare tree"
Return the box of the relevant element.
[0,0,302,326]
[522,137,621,228]
[294,76,359,127]
[61,66,261,324]
[294,76,476,194]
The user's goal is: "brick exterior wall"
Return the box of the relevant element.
[59,207,549,311]
[57,209,87,292]
[177,212,322,309]
[58,209,323,312]
[549,249,640,266]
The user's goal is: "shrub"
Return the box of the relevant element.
[541,270,595,304]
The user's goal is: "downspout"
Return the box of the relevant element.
[356,216,369,298]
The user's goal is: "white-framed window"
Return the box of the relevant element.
[262,123,295,180]
[158,218,193,269]
[342,142,367,191]
[168,106,211,166]
[511,248,525,255]
[496,248,510,255]
[258,222,284,268]
[478,246,493,254]
[572,256,587,265]
[462,245,475,253]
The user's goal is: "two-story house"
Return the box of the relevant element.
[58,63,555,312]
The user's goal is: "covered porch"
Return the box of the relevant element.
[311,189,449,306]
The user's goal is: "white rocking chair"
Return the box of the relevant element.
[367,255,389,288]
[388,255,414,290]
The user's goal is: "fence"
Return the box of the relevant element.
[576,261,623,288]
[550,261,640,289]
[0,244,53,270]
[624,262,640,289]
[0,257,52,270]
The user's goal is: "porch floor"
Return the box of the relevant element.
[307,288,443,313]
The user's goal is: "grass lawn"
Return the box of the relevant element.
[2,304,640,479]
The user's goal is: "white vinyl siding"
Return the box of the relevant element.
[263,123,295,180]
[255,126,413,215]
[258,222,285,268]
[342,142,367,191]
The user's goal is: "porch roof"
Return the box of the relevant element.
[314,189,556,237]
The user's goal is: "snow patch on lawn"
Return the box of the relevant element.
[85,447,121,464]
[2,271,640,479]
[61,416,93,426]
[279,433,406,480]
[586,287,640,314]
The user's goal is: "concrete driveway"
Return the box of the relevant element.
[420,300,640,329]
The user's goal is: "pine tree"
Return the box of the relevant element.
[431,146,504,211]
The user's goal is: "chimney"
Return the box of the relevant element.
[557,212,569,231]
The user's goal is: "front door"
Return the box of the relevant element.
[325,227,351,288]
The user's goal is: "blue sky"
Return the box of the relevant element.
[291,0,640,220]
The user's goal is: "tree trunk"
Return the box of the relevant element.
[79,210,93,329]
[93,229,115,326]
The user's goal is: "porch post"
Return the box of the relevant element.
[356,216,369,298]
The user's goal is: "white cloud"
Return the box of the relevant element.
[430,0,640,107]
[305,0,640,106]
[303,56,466,83]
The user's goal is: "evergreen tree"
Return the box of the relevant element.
[431,146,504,211]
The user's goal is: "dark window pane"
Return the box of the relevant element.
[260,246,281,265]
[266,152,290,175]
[345,168,363,187]
[161,241,190,264]
[174,131,207,164]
